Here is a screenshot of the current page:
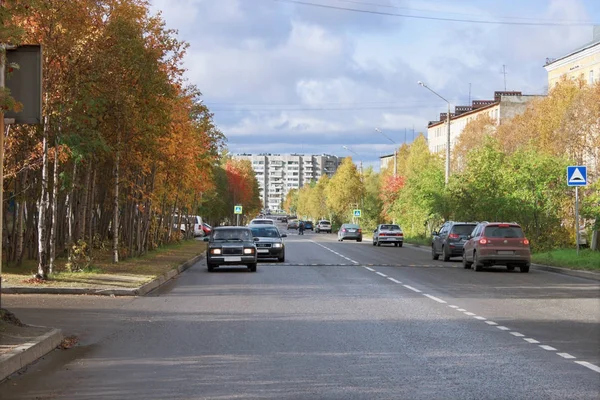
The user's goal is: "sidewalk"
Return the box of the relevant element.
[0,252,204,382]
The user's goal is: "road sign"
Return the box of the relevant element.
[567,166,587,186]
[353,209,361,217]
[234,205,243,214]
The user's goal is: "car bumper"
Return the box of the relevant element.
[377,237,403,243]
[256,247,284,258]
[340,233,362,240]
[207,255,257,265]
[447,242,466,255]
[478,251,531,265]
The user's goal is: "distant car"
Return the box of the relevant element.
[287,220,299,230]
[250,225,287,262]
[174,215,204,237]
[201,223,212,235]
[462,222,531,273]
[281,217,288,223]
[249,218,275,225]
[432,221,477,261]
[204,227,258,272]
[337,223,362,242]
[373,224,404,247]
[303,221,314,231]
[315,220,332,233]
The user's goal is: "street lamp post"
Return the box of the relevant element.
[418,80,451,186]
[375,128,397,178]
[342,145,363,176]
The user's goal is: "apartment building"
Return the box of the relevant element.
[426,91,543,154]
[233,153,341,210]
[544,26,600,88]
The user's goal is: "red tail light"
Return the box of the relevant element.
[448,233,459,239]
[342,228,347,232]
[523,239,530,245]
[399,233,404,236]
[479,238,489,245]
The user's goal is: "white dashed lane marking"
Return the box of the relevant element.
[351,262,600,374]
[311,241,359,264]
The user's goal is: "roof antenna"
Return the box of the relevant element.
[468,83,472,104]
[501,65,507,91]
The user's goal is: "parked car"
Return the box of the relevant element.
[373,224,404,247]
[432,221,478,261]
[287,220,299,230]
[315,220,332,233]
[249,225,287,262]
[174,215,205,237]
[249,218,275,226]
[337,223,362,242]
[203,227,258,272]
[462,222,531,273]
[201,223,212,235]
[303,221,314,231]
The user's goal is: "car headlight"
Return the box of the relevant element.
[210,248,222,255]
[273,243,283,248]
[243,248,255,254]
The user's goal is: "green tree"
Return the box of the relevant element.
[324,157,364,223]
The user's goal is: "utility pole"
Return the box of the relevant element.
[502,65,507,91]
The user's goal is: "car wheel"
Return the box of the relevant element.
[372,240,376,246]
[207,263,215,272]
[357,238,362,242]
[398,242,403,248]
[520,264,530,273]
[462,251,472,269]
[473,252,483,271]
[278,253,285,262]
[431,245,439,260]
[376,240,381,247]
[248,263,257,272]
[506,265,515,271]
[442,246,451,262]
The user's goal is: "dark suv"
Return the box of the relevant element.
[432,221,478,261]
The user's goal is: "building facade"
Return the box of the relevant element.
[427,91,542,154]
[233,153,341,211]
[379,154,394,172]
[544,26,600,88]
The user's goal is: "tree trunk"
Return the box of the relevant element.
[49,141,60,274]
[37,118,50,279]
[112,150,120,263]
[78,162,91,242]
[15,168,26,266]
[65,162,76,263]
[88,167,96,254]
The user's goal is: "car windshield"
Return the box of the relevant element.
[380,225,401,231]
[453,225,476,235]
[251,227,280,238]
[212,229,251,241]
[484,225,524,238]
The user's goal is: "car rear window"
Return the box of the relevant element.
[452,225,476,235]
[381,225,401,231]
[484,225,524,238]
[319,220,330,224]
[345,224,359,229]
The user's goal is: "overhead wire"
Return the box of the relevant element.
[274,0,599,26]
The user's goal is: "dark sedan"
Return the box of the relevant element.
[203,227,258,272]
[250,225,287,262]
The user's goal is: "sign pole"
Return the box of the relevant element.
[575,186,579,256]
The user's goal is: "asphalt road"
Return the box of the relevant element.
[2,227,599,399]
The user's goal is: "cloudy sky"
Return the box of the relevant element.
[149,0,600,171]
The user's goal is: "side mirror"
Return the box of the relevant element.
[254,237,260,241]
[432,231,438,236]
[281,233,287,238]
[203,237,209,242]
[466,235,472,240]
[373,229,377,233]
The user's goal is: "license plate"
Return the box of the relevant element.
[224,256,242,262]
[348,229,356,232]
[258,249,269,253]
[497,251,513,255]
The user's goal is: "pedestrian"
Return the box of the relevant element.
[298,221,305,235]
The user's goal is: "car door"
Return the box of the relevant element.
[464,225,481,261]
[433,223,445,253]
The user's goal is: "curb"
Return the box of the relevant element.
[0,327,63,382]
[1,253,205,296]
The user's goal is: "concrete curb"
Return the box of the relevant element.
[0,327,63,382]
[406,243,600,281]
[1,253,205,296]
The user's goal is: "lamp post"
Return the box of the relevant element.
[375,128,397,178]
[342,145,363,176]
[418,80,451,186]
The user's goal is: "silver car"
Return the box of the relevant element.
[337,223,363,242]
[373,224,404,247]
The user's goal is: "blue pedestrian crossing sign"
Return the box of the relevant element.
[234,205,243,214]
[353,209,362,217]
[567,166,587,186]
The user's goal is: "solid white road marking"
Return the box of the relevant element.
[485,321,498,326]
[474,316,486,320]
[524,338,540,344]
[574,361,600,374]
[403,284,422,293]
[449,305,459,308]
[540,345,557,351]
[510,332,525,337]
[364,267,375,271]
[388,277,402,284]
[464,312,476,316]
[497,326,510,331]
[423,294,447,304]
[557,353,576,359]
[376,272,387,277]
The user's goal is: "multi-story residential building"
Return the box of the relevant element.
[233,153,341,210]
[426,91,543,154]
[544,26,600,88]
[379,153,394,172]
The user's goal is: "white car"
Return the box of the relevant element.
[315,220,332,233]
[249,218,275,226]
[373,224,404,247]
[174,215,205,237]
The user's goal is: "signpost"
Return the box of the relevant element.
[567,166,587,255]
[234,205,243,226]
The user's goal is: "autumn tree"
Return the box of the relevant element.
[324,157,364,223]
